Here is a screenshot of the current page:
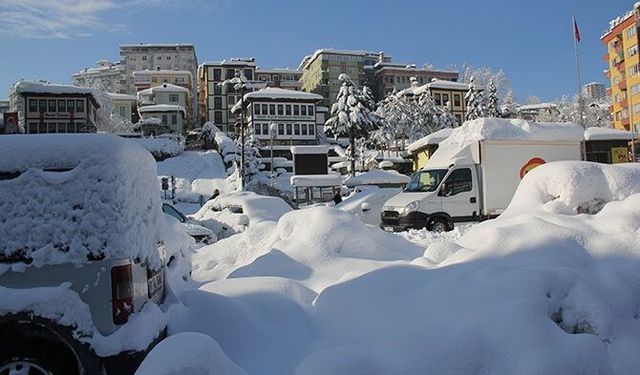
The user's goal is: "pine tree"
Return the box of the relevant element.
[487,79,499,117]
[325,74,382,176]
[439,103,458,128]
[465,76,485,121]
[236,129,262,182]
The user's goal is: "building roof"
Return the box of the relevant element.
[601,5,638,40]
[132,70,192,76]
[298,48,384,70]
[13,81,100,107]
[200,58,256,67]
[584,127,634,141]
[138,104,186,115]
[107,93,137,101]
[255,68,302,75]
[120,43,194,48]
[426,79,470,90]
[407,128,455,154]
[243,87,323,101]
[517,103,558,111]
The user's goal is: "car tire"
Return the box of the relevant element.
[0,339,78,375]
[429,218,449,232]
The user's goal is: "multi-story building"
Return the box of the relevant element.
[601,4,640,131]
[198,58,258,133]
[255,68,303,91]
[132,69,193,124]
[371,60,459,101]
[137,83,188,135]
[9,81,100,134]
[398,78,470,125]
[71,60,127,94]
[119,43,198,126]
[239,87,324,146]
[583,82,608,101]
[0,99,9,114]
[108,93,137,124]
[299,49,388,108]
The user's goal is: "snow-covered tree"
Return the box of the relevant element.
[236,129,263,182]
[463,64,511,100]
[524,95,542,105]
[486,79,499,117]
[501,89,518,116]
[325,74,382,176]
[465,77,485,121]
[92,90,134,133]
[415,90,442,135]
[439,103,458,128]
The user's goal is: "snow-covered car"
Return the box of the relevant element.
[162,203,215,244]
[337,185,404,227]
[0,135,169,375]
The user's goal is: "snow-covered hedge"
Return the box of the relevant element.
[0,134,163,268]
[131,137,185,161]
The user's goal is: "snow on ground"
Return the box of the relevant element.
[154,160,640,374]
[156,150,228,203]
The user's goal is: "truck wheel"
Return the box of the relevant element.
[429,219,449,232]
[0,341,78,375]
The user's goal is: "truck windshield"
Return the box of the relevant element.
[405,169,448,192]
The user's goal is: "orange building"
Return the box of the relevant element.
[601,4,640,131]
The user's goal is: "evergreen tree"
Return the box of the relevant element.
[487,79,499,117]
[236,128,262,182]
[439,103,458,128]
[465,76,485,121]
[325,74,382,176]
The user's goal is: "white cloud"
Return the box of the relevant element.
[0,0,207,39]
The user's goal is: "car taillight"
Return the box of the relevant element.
[111,264,134,325]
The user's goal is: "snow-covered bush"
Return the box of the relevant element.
[131,137,185,161]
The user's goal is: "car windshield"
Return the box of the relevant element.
[405,169,448,193]
[162,203,187,223]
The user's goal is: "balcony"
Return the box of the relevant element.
[609,104,614,112]
[619,80,627,90]
[620,98,628,107]
[605,70,611,78]
[622,118,630,128]
[603,53,610,62]
[615,61,625,71]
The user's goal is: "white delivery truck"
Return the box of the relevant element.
[381,137,583,232]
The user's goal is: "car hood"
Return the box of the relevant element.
[383,191,436,209]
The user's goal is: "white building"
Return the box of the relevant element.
[137,83,188,135]
[9,81,100,134]
[138,104,185,136]
[107,93,137,123]
[71,60,127,94]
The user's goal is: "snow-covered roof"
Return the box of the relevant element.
[290,174,342,187]
[255,68,302,75]
[601,6,636,39]
[344,169,411,188]
[407,128,454,154]
[517,103,558,111]
[584,127,634,141]
[0,134,163,268]
[14,80,95,96]
[427,118,584,167]
[107,92,137,101]
[291,145,329,154]
[138,104,186,115]
[243,87,323,101]
[426,79,470,91]
[200,58,256,67]
[132,70,192,76]
[120,43,194,48]
[299,48,382,70]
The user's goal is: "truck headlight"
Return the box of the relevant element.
[401,200,421,214]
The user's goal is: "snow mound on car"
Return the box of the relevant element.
[0,134,163,268]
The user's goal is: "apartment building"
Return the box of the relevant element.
[255,68,303,91]
[601,4,640,131]
[299,49,388,108]
[371,61,459,101]
[137,83,188,135]
[132,69,194,124]
[583,82,607,101]
[9,81,100,134]
[71,60,127,94]
[108,93,137,123]
[198,58,258,133]
[0,99,9,114]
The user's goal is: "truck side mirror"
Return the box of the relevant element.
[439,182,451,197]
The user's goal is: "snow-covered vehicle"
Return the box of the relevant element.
[0,135,169,374]
[381,118,584,232]
[162,203,215,244]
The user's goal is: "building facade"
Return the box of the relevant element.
[601,4,640,131]
[133,70,193,124]
[108,93,137,124]
[299,49,387,108]
[198,58,258,133]
[137,83,188,135]
[71,60,127,94]
[583,82,607,101]
[138,104,185,135]
[371,62,459,102]
[255,68,303,91]
[0,99,9,114]
[9,81,100,134]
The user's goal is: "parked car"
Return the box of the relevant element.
[0,134,170,375]
[162,203,215,244]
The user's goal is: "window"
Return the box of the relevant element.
[301,124,308,135]
[454,94,461,107]
[226,69,235,79]
[58,100,66,112]
[142,56,147,61]
[38,121,46,133]
[293,105,300,116]
[278,123,284,135]
[629,45,638,57]
[213,69,222,81]
[171,114,177,125]
[213,85,222,95]
[214,97,222,109]
[29,123,38,134]
[301,105,307,116]
[262,104,268,114]
[286,105,292,115]
[119,106,126,118]
[454,114,462,125]
[294,123,300,135]
[309,124,315,135]
[58,123,67,133]
[286,123,292,135]
[214,111,223,124]
[28,99,37,112]
[67,100,75,112]
[631,64,640,77]
[228,96,235,105]
[262,123,269,135]
[434,93,442,106]
[48,123,57,133]
[152,77,158,83]
[254,123,261,134]
[169,94,179,103]
[627,26,636,39]
[442,168,473,196]
[278,104,284,115]
[269,104,275,115]
[308,105,314,116]
[39,99,46,112]
[255,103,261,115]
[157,56,162,61]
[442,94,449,105]
[244,69,253,80]
[76,100,84,113]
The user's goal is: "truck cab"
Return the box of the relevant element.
[381,164,480,232]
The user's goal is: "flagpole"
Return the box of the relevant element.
[573,16,584,129]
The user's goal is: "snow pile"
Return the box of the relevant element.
[407,127,453,154]
[344,169,410,187]
[156,150,228,203]
[0,134,163,268]
[132,137,184,161]
[584,127,633,141]
[428,118,584,166]
[136,332,247,375]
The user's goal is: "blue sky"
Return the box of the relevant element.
[0,0,632,101]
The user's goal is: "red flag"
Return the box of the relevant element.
[573,16,581,42]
